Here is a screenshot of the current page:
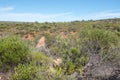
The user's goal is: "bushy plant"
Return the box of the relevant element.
[0,36,29,71]
[27,52,72,80]
[43,33,56,47]
[79,28,120,66]
[79,28,119,56]
[10,64,38,80]
[50,36,88,75]
[28,52,52,66]
[79,28,118,48]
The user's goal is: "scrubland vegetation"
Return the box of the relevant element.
[0,18,120,80]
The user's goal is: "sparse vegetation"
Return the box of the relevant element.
[0,18,120,80]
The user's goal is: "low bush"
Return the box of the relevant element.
[10,64,38,80]
[50,36,88,75]
[79,28,118,48]
[28,52,52,66]
[0,36,29,72]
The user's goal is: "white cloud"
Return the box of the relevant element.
[0,12,79,22]
[85,11,120,20]
[95,12,120,19]
[0,7,120,22]
[0,6,80,22]
[0,6,14,12]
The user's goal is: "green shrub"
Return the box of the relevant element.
[50,36,88,75]
[114,26,120,32]
[28,52,52,66]
[79,28,120,61]
[10,64,38,80]
[80,28,118,47]
[43,33,56,47]
[64,61,75,74]
[0,36,29,71]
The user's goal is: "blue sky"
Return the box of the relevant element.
[0,0,120,22]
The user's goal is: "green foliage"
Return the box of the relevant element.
[64,61,75,74]
[28,52,52,66]
[114,26,120,32]
[79,28,118,51]
[79,28,120,63]
[62,47,88,74]
[50,36,88,74]
[44,33,56,47]
[0,36,28,71]
[10,64,38,80]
